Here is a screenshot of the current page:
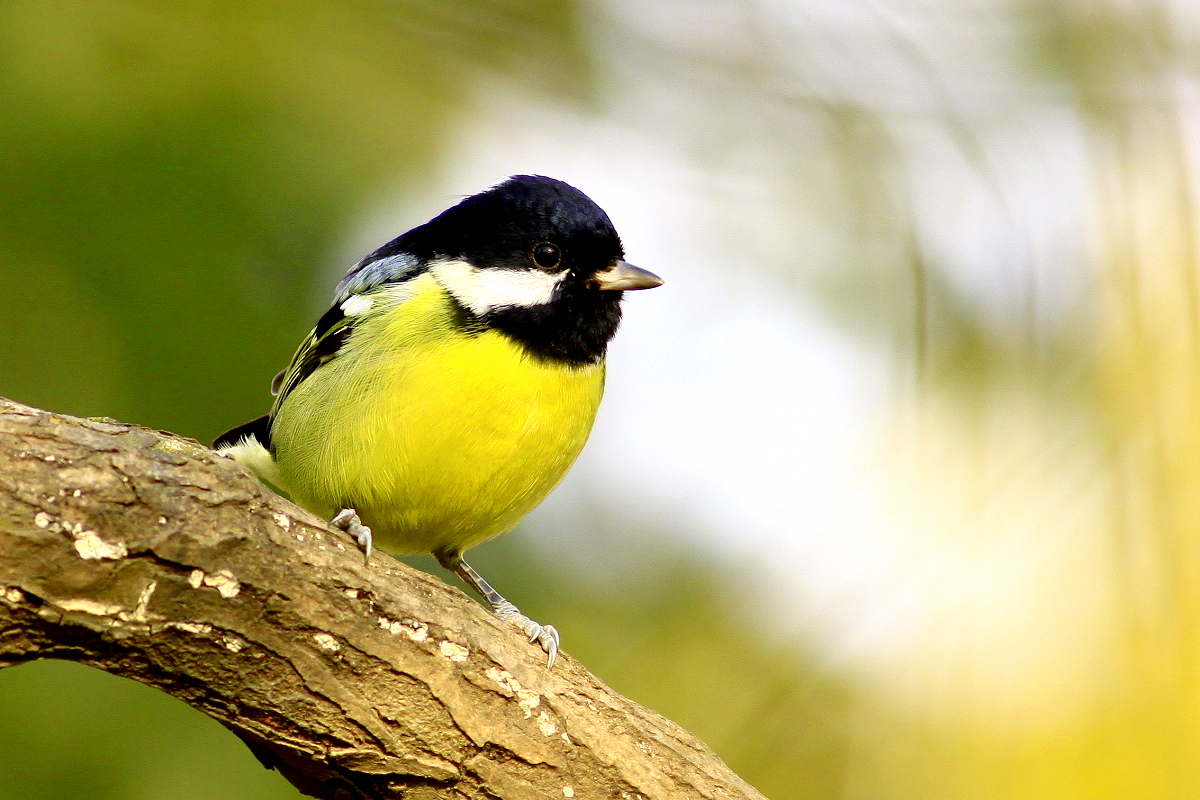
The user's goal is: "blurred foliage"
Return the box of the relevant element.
[729,0,1200,797]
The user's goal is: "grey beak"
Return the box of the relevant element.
[589,261,664,291]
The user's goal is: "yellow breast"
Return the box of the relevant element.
[271,275,605,555]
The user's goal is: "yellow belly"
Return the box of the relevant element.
[270,276,605,555]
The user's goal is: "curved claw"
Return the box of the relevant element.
[331,508,372,563]
[536,625,560,669]
[494,602,561,668]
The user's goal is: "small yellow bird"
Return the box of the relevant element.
[214,175,661,665]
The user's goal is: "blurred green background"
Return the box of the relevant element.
[6,0,1200,798]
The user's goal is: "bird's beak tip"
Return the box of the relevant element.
[590,261,663,292]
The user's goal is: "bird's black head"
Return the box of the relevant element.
[410,175,625,274]
[365,175,661,364]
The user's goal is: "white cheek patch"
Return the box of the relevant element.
[431,258,567,315]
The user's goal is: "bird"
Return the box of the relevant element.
[213,175,662,667]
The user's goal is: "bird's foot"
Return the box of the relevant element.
[492,599,560,669]
[438,555,561,668]
[331,508,372,563]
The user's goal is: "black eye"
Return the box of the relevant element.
[532,243,561,269]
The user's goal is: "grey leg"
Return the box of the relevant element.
[332,508,372,563]
[436,552,559,668]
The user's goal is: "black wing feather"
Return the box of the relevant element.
[271,304,359,411]
[213,414,272,450]
[217,253,426,452]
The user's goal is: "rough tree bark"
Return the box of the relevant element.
[0,398,766,800]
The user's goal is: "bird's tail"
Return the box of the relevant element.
[213,415,286,490]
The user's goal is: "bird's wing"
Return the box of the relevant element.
[270,302,361,412]
[270,254,428,414]
[334,251,424,304]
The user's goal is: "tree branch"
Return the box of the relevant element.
[0,398,764,800]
